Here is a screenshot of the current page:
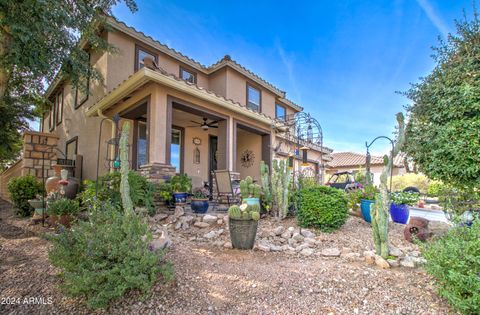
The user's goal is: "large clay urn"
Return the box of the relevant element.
[45,165,61,194]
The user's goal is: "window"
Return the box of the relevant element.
[136,121,147,169]
[171,128,182,173]
[276,103,286,120]
[65,137,78,160]
[74,76,89,109]
[55,91,63,125]
[48,109,55,132]
[179,66,197,84]
[247,84,261,112]
[135,46,157,71]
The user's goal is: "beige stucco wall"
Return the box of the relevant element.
[183,127,217,183]
[236,129,262,181]
[208,68,227,97]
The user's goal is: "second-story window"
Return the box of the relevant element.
[136,46,157,71]
[55,90,63,125]
[275,103,286,120]
[48,107,55,131]
[75,76,89,109]
[180,66,197,84]
[247,84,261,112]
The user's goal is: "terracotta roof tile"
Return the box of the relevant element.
[328,152,405,168]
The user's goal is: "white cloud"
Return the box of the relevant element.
[416,0,450,38]
[275,41,301,102]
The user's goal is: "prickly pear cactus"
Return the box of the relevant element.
[371,113,406,258]
[119,122,133,214]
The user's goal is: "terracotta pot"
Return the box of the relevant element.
[45,165,61,194]
[48,214,74,228]
[62,176,79,199]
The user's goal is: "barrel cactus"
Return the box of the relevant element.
[239,176,262,199]
[228,205,241,219]
[228,203,260,221]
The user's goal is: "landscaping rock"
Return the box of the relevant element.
[223,241,232,249]
[300,229,316,239]
[217,219,223,225]
[389,246,403,257]
[184,215,195,224]
[292,232,304,242]
[273,226,285,236]
[304,238,316,245]
[153,213,169,222]
[364,251,376,265]
[429,221,451,238]
[202,214,218,224]
[387,259,399,268]
[270,244,283,252]
[174,206,185,218]
[343,252,362,262]
[400,257,416,268]
[281,230,293,239]
[375,255,390,269]
[194,221,210,228]
[321,248,341,257]
[300,248,314,257]
[150,227,171,250]
[257,241,271,252]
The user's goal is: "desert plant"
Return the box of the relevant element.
[371,113,406,258]
[360,184,379,200]
[427,180,444,197]
[157,182,173,202]
[391,173,430,193]
[79,171,155,215]
[390,191,419,206]
[347,189,362,211]
[272,159,291,219]
[228,203,260,221]
[48,198,80,216]
[260,160,272,212]
[7,174,43,217]
[49,122,173,309]
[170,174,192,193]
[192,187,209,199]
[297,186,348,232]
[239,176,261,199]
[421,219,480,314]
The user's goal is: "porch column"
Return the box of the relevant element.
[140,88,175,182]
[217,120,229,170]
[261,132,272,170]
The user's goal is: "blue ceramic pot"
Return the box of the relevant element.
[390,203,410,224]
[360,199,375,223]
[191,199,209,213]
[173,192,188,204]
[242,197,260,207]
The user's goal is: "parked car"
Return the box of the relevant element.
[326,171,362,192]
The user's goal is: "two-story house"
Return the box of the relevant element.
[39,16,331,188]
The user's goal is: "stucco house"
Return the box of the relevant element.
[0,16,331,199]
[326,152,406,186]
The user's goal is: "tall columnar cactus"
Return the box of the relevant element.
[119,122,133,214]
[260,161,272,213]
[272,159,291,220]
[371,113,406,258]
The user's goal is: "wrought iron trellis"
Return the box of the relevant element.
[273,111,325,183]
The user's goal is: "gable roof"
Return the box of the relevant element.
[328,152,405,168]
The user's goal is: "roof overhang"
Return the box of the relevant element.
[86,67,277,127]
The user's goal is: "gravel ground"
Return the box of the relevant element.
[0,201,452,315]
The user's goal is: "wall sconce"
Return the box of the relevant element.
[193,147,200,164]
[300,146,309,166]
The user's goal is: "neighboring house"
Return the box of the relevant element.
[326,152,406,186]
[0,16,332,198]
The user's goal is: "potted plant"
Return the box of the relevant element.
[158,182,173,206]
[28,194,47,220]
[228,203,260,249]
[359,184,379,223]
[390,191,419,224]
[170,174,192,205]
[191,187,210,213]
[239,176,262,207]
[47,198,80,228]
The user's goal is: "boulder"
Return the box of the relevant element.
[375,255,390,269]
[194,221,210,228]
[281,230,293,239]
[400,256,416,268]
[300,248,315,257]
[389,246,403,257]
[300,229,316,239]
[364,251,376,265]
[321,248,341,257]
[202,214,218,224]
[292,232,304,242]
[174,206,185,218]
[153,213,169,222]
[387,259,399,268]
[257,242,271,252]
[343,252,362,262]
[223,241,233,249]
[273,226,285,236]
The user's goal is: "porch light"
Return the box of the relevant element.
[288,152,294,169]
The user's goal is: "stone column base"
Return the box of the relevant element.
[139,163,176,183]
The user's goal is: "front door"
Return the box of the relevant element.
[208,135,218,197]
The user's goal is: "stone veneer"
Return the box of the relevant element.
[139,163,177,182]
[22,131,59,178]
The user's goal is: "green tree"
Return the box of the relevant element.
[0,0,137,166]
[403,9,480,189]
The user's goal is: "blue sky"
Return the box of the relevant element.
[112,0,473,155]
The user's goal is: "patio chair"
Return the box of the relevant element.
[213,170,240,208]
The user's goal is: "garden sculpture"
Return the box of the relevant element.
[404,216,432,242]
[371,113,406,258]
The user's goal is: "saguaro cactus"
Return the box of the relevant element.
[371,113,406,258]
[272,159,291,220]
[119,122,133,214]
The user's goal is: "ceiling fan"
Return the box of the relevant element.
[187,117,220,131]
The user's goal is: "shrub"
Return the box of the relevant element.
[427,180,444,197]
[7,174,43,217]
[347,189,362,211]
[48,204,173,309]
[421,220,480,314]
[390,191,419,206]
[48,198,80,216]
[79,171,155,215]
[297,186,348,232]
[391,173,430,193]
